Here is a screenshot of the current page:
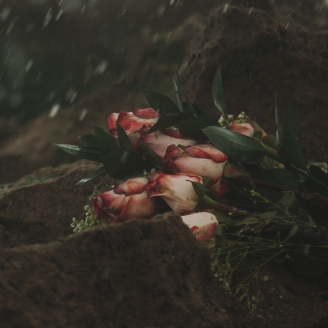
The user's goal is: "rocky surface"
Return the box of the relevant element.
[0,211,261,328]
[181,3,328,163]
[0,160,103,247]
[0,161,327,327]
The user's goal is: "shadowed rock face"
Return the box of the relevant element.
[181,5,328,163]
[0,213,261,328]
[230,0,274,14]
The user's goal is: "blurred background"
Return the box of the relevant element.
[1,0,328,184]
[0,0,328,123]
[0,0,219,122]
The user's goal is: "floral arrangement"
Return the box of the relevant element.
[57,68,328,307]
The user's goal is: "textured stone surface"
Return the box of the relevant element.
[0,213,260,328]
[181,4,328,162]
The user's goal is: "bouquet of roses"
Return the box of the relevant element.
[57,68,328,299]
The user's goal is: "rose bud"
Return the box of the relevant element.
[144,171,202,214]
[163,143,228,185]
[139,126,197,158]
[108,108,160,138]
[229,114,267,140]
[181,212,218,242]
[229,122,255,137]
[208,181,231,197]
[93,177,156,223]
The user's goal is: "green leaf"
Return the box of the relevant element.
[101,149,146,179]
[212,67,227,120]
[116,122,137,153]
[304,165,328,197]
[228,216,260,227]
[173,78,185,114]
[75,167,107,185]
[309,165,328,187]
[140,142,163,169]
[203,126,266,162]
[279,105,307,171]
[251,169,302,203]
[79,134,98,148]
[182,102,204,116]
[56,144,102,162]
[146,113,187,134]
[142,89,180,115]
[176,70,196,117]
[275,94,280,130]
[251,169,301,190]
[177,115,220,139]
[274,94,281,150]
[213,210,228,224]
[202,176,213,189]
[93,125,119,155]
[190,181,206,200]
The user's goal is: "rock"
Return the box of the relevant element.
[0,213,261,328]
[230,0,274,14]
[0,160,108,246]
[181,5,328,162]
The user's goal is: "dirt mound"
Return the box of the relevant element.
[0,213,261,328]
[181,4,328,163]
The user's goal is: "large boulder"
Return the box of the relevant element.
[0,212,261,328]
[181,4,328,162]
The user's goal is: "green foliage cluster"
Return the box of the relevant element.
[71,205,106,233]
[70,183,113,233]
[57,67,328,308]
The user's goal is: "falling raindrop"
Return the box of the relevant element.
[79,109,88,121]
[0,7,11,21]
[49,104,60,118]
[25,60,33,72]
[43,8,52,28]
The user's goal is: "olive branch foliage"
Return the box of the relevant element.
[56,68,328,308]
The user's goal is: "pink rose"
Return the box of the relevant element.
[139,126,197,158]
[108,108,160,138]
[93,177,156,223]
[181,212,218,242]
[229,122,255,137]
[163,143,228,185]
[208,182,231,197]
[144,171,202,214]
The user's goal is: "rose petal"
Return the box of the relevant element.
[132,108,160,119]
[93,191,126,222]
[161,128,185,139]
[229,122,254,137]
[181,212,218,228]
[114,177,148,196]
[163,144,228,184]
[119,191,156,221]
[108,113,119,137]
[192,222,217,242]
[145,172,202,214]
[181,143,228,163]
[140,129,197,158]
[209,181,231,197]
